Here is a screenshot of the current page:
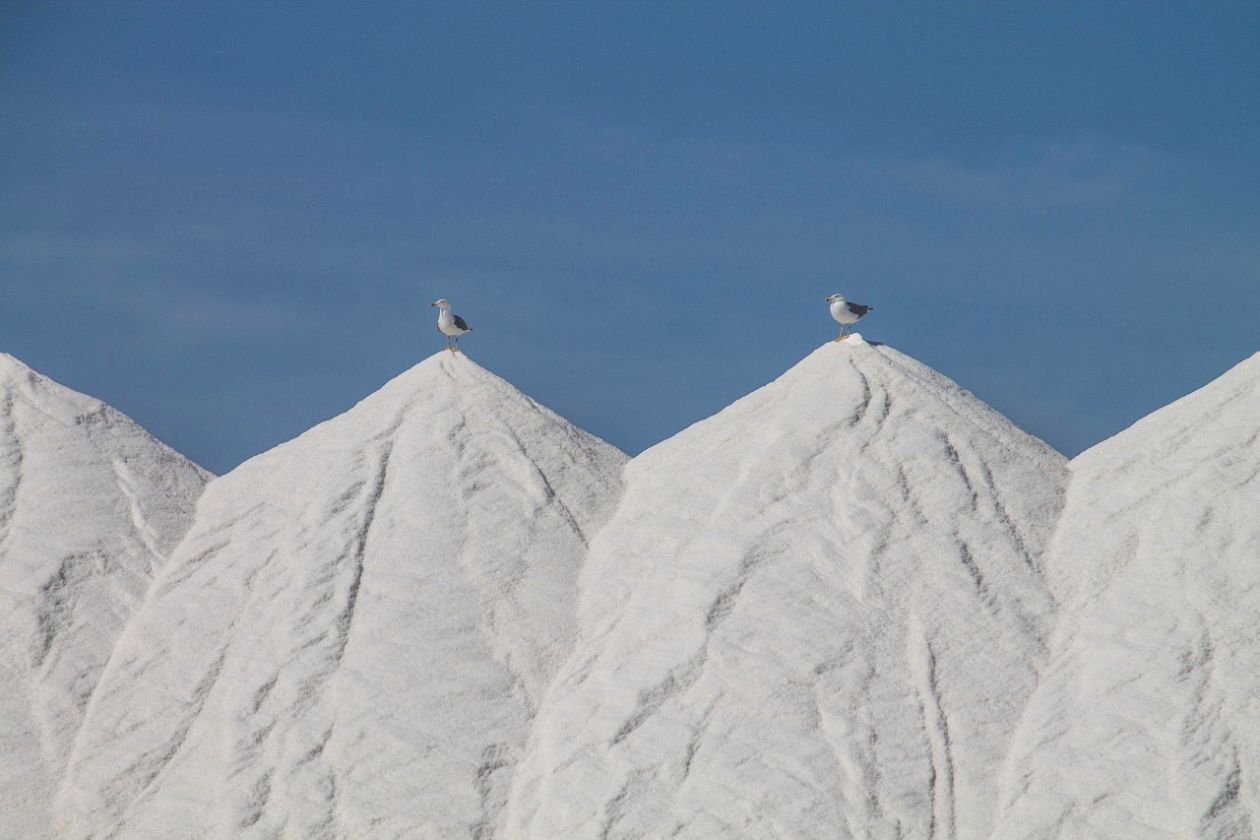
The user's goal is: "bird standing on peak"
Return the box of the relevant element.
[825,293,873,341]
[431,299,472,352]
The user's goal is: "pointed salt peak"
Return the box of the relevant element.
[385,351,620,450]
[375,349,501,390]
[637,334,1063,475]
[231,349,625,479]
[797,335,996,405]
[630,339,879,464]
[780,335,874,374]
[349,350,534,420]
[783,335,936,394]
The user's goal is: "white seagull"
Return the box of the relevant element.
[825,293,873,341]
[431,299,472,352]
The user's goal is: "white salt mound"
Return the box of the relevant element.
[995,352,1260,840]
[56,351,626,840]
[0,354,209,840]
[505,339,1068,839]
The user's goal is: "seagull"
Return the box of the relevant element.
[431,299,472,352]
[825,293,873,341]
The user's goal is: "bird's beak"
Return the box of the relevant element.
[430,302,437,307]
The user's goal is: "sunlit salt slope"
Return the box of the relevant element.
[505,336,1068,839]
[58,352,625,840]
[0,354,209,840]
[994,352,1260,840]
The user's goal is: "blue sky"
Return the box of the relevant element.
[3,1,1258,473]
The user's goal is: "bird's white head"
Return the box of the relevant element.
[431,299,451,310]
[825,293,846,303]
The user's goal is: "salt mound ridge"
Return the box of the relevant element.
[3,341,1258,839]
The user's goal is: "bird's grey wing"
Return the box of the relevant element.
[846,303,872,316]
[452,314,471,330]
